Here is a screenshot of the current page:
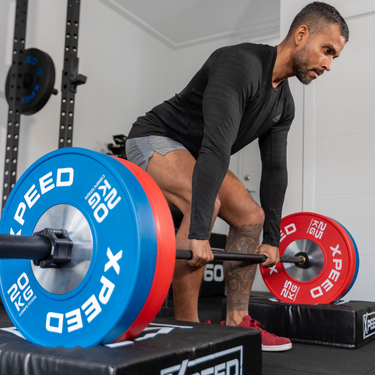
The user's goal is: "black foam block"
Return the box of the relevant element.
[222,297,375,348]
[0,311,261,375]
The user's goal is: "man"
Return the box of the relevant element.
[126,2,349,351]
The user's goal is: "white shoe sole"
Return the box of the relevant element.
[262,342,292,352]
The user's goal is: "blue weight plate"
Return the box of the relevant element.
[333,219,359,300]
[0,148,157,347]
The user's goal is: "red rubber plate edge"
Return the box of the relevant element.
[112,158,176,341]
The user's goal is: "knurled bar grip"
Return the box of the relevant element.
[176,250,303,264]
[2,0,28,212]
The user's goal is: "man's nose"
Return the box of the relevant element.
[322,56,333,71]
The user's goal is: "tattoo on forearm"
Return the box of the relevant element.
[225,224,262,311]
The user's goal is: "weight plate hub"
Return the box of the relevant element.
[0,148,157,347]
[260,212,357,304]
[5,48,56,115]
[32,204,93,295]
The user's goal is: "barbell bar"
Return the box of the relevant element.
[0,147,358,348]
[175,250,305,264]
[0,233,50,260]
[0,233,305,265]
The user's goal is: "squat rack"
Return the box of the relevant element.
[2,0,86,212]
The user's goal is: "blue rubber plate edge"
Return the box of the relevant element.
[332,219,359,301]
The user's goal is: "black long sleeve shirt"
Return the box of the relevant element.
[128,43,295,247]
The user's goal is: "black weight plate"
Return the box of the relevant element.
[5,48,56,115]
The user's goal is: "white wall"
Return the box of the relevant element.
[0,0,174,204]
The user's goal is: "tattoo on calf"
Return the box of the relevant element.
[224,224,262,311]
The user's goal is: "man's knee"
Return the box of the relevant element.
[235,202,265,228]
[251,204,265,226]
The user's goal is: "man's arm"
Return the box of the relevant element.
[258,121,291,267]
[188,50,253,241]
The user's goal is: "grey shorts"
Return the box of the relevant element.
[126,135,187,171]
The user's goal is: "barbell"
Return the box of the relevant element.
[0,234,305,264]
[0,148,359,348]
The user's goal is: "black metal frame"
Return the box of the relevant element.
[2,0,28,212]
[58,0,86,149]
[2,0,87,213]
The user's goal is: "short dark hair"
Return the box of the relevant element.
[286,2,349,42]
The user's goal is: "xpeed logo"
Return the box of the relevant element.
[363,311,375,339]
[160,346,243,375]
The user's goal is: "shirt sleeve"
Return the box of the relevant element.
[258,119,291,247]
[188,51,253,240]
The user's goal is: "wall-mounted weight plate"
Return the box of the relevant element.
[111,158,176,342]
[260,212,357,305]
[0,148,157,347]
[5,48,56,115]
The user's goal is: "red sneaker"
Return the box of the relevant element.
[221,316,292,352]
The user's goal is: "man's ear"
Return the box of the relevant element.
[295,25,309,46]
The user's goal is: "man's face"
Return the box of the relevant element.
[293,23,346,85]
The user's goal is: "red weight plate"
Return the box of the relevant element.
[260,212,357,304]
[111,157,176,341]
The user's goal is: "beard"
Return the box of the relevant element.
[292,45,324,85]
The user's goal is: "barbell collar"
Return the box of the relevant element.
[176,250,304,264]
[0,229,73,268]
[33,228,73,268]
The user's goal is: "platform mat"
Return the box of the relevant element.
[222,297,375,348]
